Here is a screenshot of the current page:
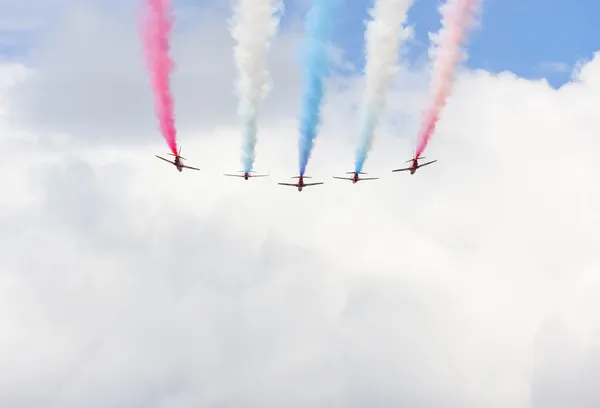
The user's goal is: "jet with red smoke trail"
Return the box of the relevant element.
[141,0,179,156]
[333,171,379,184]
[155,146,200,172]
[413,0,479,158]
[392,155,437,175]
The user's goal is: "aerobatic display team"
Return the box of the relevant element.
[142,0,479,191]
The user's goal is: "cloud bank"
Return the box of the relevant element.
[1,2,600,407]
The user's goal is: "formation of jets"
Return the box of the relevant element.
[155,146,437,192]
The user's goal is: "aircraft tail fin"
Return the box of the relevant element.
[405,148,423,162]
[168,146,186,159]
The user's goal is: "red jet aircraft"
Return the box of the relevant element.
[392,155,436,175]
[278,175,324,192]
[155,146,200,172]
[333,171,379,184]
[224,170,269,180]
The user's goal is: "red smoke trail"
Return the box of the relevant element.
[415,0,479,157]
[141,0,178,155]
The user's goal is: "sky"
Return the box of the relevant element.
[286,0,598,87]
[1,0,600,406]
[2,0,598,86]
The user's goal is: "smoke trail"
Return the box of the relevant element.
[141,0,178,155]
[354,0,415,174]
[230,0,283,173]
[298,0,339,176]
[415,0,479,157]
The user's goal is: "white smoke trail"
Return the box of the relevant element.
[355,0,415,172]
[230,0,283,172]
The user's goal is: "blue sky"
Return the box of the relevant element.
[0,0,598,89]
[286,0,599,88]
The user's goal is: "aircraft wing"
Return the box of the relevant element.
[225,173,268,177]
[417,160,437,168]
[278,183,299,187]
[155,155,175,165]
[391,167,411,172]
[359,177,379,181]
[333,177,353,180]
[181,164,200,171]
[303,182,324,186]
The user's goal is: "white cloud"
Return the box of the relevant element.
[1,3,600,407]
[540,61,571,74]
[7,2,304,149]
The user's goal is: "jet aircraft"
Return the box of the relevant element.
[224,170,269,180]
[155,146,200,172]
[392,155,436,175]
[333,171,379,184]
[278,175,323,192]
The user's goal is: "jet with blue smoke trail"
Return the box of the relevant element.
[354,0,415,174]
[297,0,340,176]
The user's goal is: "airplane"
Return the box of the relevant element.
[333,171,379,184]
[155,146,200,172]
[278,175,324,192]
[223,170,269,180]
[392,154,437,175]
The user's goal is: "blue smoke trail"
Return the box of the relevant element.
[298,0,339,176]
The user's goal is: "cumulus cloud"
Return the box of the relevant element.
[1,2,600,407]
[6,1,304,149]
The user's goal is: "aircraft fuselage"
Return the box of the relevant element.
[297,177,305,191]
[173,157,183,172]
[410,160,419,174]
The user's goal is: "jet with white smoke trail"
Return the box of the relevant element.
[354,0,415,174]
[230,0,283,173]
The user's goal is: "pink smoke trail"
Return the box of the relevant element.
[141,0,178,155]
[415,0,479,157]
